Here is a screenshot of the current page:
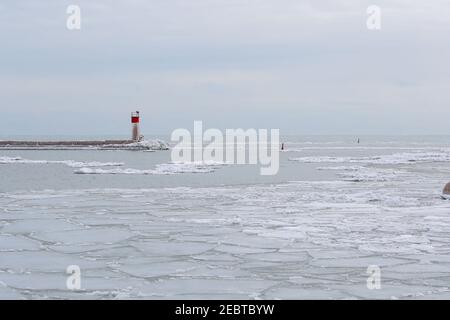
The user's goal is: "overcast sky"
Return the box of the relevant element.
[1,0,450,136]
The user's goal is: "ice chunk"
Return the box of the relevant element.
[0,156,123,168]
[74,161,225,175]
[290,151,450,164]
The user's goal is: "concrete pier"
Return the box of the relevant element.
[0,112,169,150]
[0,139,169,150]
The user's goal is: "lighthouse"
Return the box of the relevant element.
[131,111,141,142]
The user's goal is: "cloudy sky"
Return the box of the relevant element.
[1,0,450,136]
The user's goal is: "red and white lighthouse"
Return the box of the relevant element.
[131,111,141,141]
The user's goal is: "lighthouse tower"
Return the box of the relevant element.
[131,111,141,142]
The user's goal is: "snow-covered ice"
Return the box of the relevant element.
[289,151,450,165]
[2,138,450,299]
[1,176,450,299]
[0,156,124,168]
[74,161,225,175]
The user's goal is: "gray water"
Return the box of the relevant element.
[1,135,450,299]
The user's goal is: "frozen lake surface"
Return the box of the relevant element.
[1,135,450,299]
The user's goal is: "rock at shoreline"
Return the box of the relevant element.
[443,182,450,199]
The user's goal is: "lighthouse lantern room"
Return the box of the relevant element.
[131,111,141,142]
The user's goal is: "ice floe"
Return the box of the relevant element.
[2,143,450,299]
[1,182,450,299]
[338,167,405,182]
[0,156,124,168]
[290,151,450,164]
[74,161,225,175]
